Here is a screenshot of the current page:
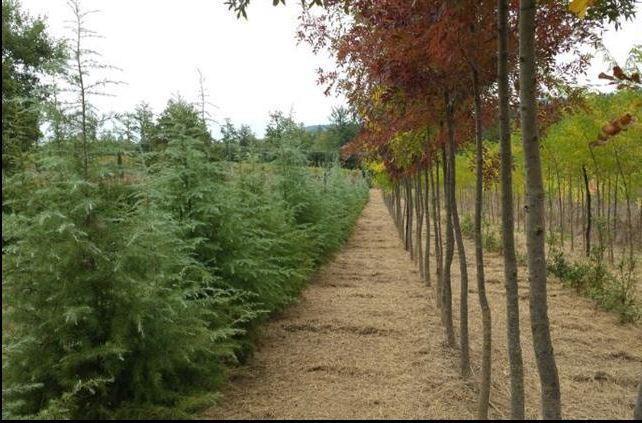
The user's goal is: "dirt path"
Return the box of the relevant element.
[204,189,641,419]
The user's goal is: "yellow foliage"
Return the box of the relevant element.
[569,0,595,18]
[370,85,387,107]
[366,160,386,174]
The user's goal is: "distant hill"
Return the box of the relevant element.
[304,124,331,133]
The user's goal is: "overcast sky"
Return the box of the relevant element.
[20,0,642,138]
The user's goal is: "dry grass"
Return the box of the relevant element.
[203,189,641,420]
[452,234,641,419]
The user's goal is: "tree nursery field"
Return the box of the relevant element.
[2,0,641,419]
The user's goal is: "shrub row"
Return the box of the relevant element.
[459,213,640,320]
[2,138,369,419]
[547,249,640,323]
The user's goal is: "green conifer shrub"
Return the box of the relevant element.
[3,115,368,419]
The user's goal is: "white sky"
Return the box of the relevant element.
[21,0,342,138]
[19,0,642,138]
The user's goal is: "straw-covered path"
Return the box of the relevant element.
[204,189,641,419]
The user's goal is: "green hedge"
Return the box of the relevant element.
[547,249,640,324]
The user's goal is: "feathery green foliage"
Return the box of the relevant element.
[2,131,368,419]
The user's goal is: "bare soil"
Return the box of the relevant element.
[204,189,641,419]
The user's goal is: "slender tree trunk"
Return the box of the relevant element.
[582,165,592,257]
[569,175,575,252]
[613,173,620,258]
[441,137,456,347]
[401,184,407,243]
[519,0,561,417]
[407,179,414,258]
[601,180,606,218]
[403,180,408,245]
[424,168,432,286]
[607,176,613,264]
[581,184,586,252]
[396,184,403,237]
[403,181,408,245]
[547,165,553,236]
[75,16,89,178]
[388,188,394,227]
[625,178,633,263]
[599,180,605,247]
[556,166,564,248]
[635,377,642,420]
[589,147,605,255]
[615,150,634,263]
[499,0,525,416]
[117,151,124,179]
[431,164,443,300]
[416,173,425,281]
[635,199,642,252]
[472,66,492,418]
[446,95,471,376]
[489,186,495,224]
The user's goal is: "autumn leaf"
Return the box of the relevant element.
[569,0,595,18]
[613,66,626,80]
[598,72,616,81]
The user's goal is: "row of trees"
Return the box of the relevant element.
[259,0,639,419]
[1,0,361,175]
[2,0,369,418]
[219,107,359,165]
[452,87,641,264]
[116,102,359,165]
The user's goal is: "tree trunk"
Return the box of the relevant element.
[416,173,425,281]
[582,165,592,257]
[441,137,456,347]
[407,179,414,259]
[499,0,525,416]
[569,175,575,252]
[472,66,492,418]
[519,0,562,417]
[74,17,89,179]
[424,168,432,286]
[396,184,403,236]
[404,179,412,253]
[625,178,633,263]
[615,150,634,263]
[431,164,443,301]
[613,173,620,258]
[580,185,585,251]
[556,166,564,248]
[607,176,613,264]
[547,165,554,236]
[446,95,471,376]
[635,377,642,419]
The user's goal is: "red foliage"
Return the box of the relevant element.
[298,0,603,177]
